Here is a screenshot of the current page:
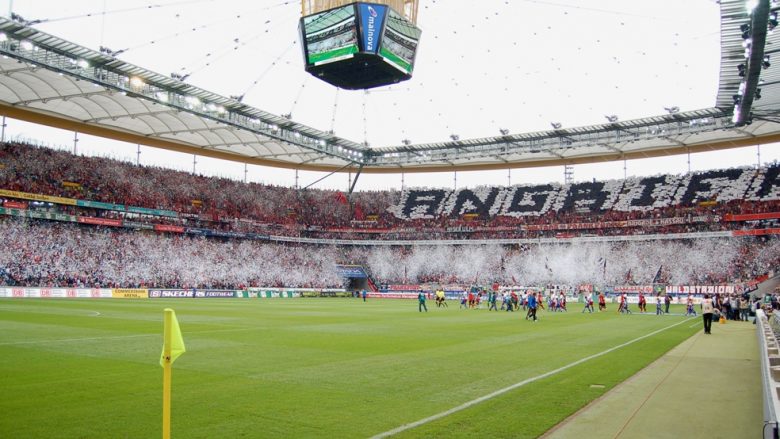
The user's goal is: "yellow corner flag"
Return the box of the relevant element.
[161,308,185,439]
[160,308,185,366]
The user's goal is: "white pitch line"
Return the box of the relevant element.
[0,327,253,346]
[370,318,693,439]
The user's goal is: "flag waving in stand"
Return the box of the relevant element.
[161,308,185,439]
[597,257,607,279]
[652,265,664,284]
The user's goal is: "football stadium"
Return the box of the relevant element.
[2,0,780,438]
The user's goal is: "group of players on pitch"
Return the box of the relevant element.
[428,288,700,320]
[614,292,697,316]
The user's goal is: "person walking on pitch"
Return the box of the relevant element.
[418,290,428,313]
[526,291,538,322]
[582,293,594,313]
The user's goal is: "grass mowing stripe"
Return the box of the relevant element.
[0,327,254,346]
[371,317,694,439]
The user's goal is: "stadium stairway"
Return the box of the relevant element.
[362,265,380,292]
[367,276,379,292]
[756,274,780,298]
[542,320,761,438]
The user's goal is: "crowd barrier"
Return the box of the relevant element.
[756,309,780,439]
[0,287,346,299]
[0,285,744,301]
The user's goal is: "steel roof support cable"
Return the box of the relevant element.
[32,0,291,25]
[362,90,369,146]
[330,87,340,134]
[111,1,295,56]
[231,41,298,101]
[186,9,300,78]
[286,76,309,119]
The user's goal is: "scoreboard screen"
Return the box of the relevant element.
[380,8,421,74]
[300,5,359,66]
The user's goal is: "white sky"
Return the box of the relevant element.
[4,0,780,191]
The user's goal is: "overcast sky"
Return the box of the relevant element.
[3,0,778,191]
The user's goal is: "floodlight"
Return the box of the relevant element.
[129,76,145,88]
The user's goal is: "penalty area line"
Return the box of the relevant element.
[370,318,694,439]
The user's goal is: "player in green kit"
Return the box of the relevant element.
[418,290,428,312]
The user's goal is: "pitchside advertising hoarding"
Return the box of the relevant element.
[665,285,742,295]
[148,289,237,298]
[0,287,112,298]
[0,285,744,300]
[112,288,149,299]
[148,289,195,298]
[247,289,301,298]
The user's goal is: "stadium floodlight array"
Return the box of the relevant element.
[724,0,772,126]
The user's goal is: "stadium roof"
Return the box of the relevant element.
[0,0,778,174]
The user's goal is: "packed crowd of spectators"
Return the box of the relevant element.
[0,141,398,229]
[1,218,777,289]
[2,141,779,289]
[0,219,345,289]
[1,141,779,242]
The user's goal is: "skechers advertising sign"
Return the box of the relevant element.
[359,3,387,53]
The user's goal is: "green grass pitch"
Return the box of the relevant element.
[0,299,698,438]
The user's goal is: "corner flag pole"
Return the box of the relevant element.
[161,308,185,439]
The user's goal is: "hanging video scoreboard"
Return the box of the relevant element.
[299,2,421,89]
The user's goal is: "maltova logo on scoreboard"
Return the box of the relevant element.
[360,3,387,54]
